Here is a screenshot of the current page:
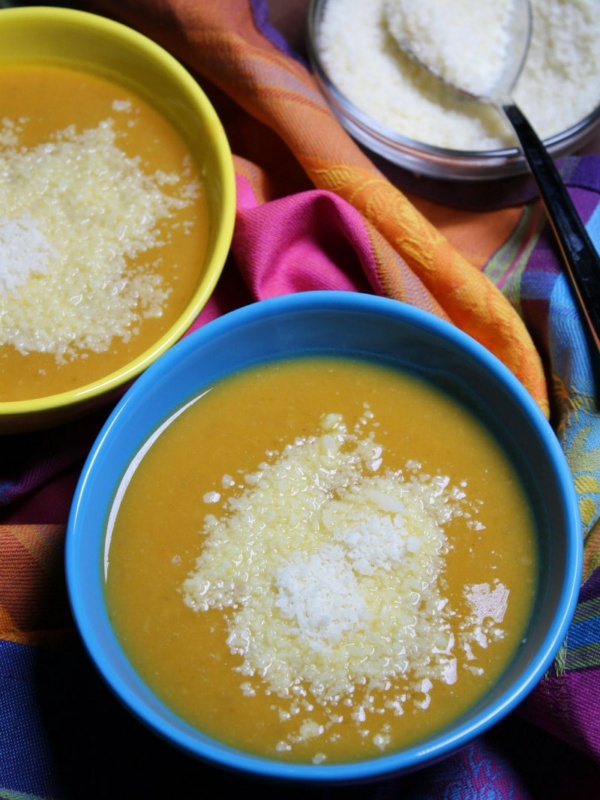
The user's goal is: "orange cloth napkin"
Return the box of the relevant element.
[82,0,549,414]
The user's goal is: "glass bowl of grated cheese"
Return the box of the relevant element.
[307,0,600,182]
[0,7,235,433]
[66,291,582,784]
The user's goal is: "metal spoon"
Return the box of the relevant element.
[388,0,600,354]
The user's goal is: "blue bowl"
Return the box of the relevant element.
[66,291,582,783]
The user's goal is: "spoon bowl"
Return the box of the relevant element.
[487,0,531,105]
[385,0,531,104]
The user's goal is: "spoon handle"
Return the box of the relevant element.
[503,102,600,353]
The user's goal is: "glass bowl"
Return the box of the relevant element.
[306,0,600,182]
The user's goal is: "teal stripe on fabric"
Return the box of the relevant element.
[588,202,600,246]
[569,615,600,653]
[550,274,600,534]
[0,787,48,800]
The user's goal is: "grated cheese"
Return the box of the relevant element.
[317,0,600,150]
[383,0,515,97]
[0,216,57,294]
[183,408,508,758]
[0,113,200,363]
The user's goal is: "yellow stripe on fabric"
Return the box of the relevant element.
[565,643,600,672]
[583,522,600,582]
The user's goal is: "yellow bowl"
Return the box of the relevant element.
[0,6,236,433]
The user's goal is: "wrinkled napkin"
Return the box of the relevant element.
[2,1,600,798]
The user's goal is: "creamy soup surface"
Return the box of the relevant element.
[105,356,537,765]
[0,64,209,401]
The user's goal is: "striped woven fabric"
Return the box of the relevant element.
[1,1,600,798]
[483,156,600,768]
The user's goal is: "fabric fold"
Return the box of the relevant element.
[82,0,548,411]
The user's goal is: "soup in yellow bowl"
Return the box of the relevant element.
[0,7,235,432]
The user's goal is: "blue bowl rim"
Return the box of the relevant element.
[66,290,583,783]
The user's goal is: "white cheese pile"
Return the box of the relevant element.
[0,216,57,294]
[318,0,600,150]
[0,114,200,362]
[383,0,515,97]
[183,408,507,757]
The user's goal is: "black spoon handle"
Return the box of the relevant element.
[503,102,600,353]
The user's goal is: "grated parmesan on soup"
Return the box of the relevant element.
[183,407,508,756]
[0,111,200,362]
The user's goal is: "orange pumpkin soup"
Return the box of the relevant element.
[104,356,537,764]
[0,64,209,401]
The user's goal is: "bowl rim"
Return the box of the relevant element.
[66,291,583,782]
[306,0,600,181]
[0,5,236,420]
